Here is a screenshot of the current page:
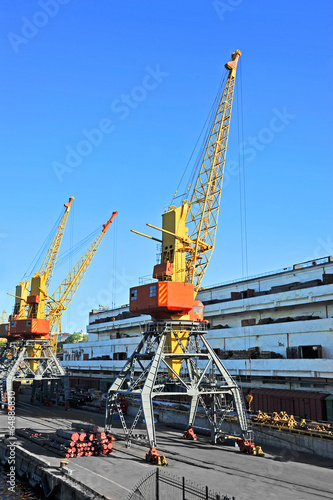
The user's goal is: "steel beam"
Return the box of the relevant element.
[105,320,252,447]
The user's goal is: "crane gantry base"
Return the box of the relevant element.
[0,339,69,409]
[105,320,253,456]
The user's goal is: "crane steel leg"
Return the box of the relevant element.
[0,340,66,410]
[188,394,199,429]
[141,333,166,450]
[200,335,251,440]
[105,337,145,433]
[105,320,253,462]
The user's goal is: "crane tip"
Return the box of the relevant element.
[102,211,118,232]
[225,50,241,72]
[65,197,75,211]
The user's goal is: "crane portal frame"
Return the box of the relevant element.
[0,339,68,409]
[105,320,252,450]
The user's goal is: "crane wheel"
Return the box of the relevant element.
[183,427,197,440]
[254,445,265,456]
[237,439,256,454]
[145,448,167,466]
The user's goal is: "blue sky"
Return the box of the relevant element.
[1,0,332,333]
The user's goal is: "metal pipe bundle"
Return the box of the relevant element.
[49,427,115,458]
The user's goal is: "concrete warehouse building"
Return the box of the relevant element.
[61,256,333,421]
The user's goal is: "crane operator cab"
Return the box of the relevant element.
[190,300,205,322]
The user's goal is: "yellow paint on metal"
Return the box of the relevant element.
[14,281,30,319]
[27,343,42,371]
[46,213,117,332]
[29,273,48,319]
[38,196,74,290]
[164,327,189,377]
[161,202,189,283]
[186,50,241,296]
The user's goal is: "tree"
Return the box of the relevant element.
[64,333,83,344]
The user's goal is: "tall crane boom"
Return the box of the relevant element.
[46,211,118,330]
[130,50,241,319]
[38,196,74,290]
[187,50,241,293]
[10,197,74,321]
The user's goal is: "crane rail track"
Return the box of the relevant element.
[6,403,333,500]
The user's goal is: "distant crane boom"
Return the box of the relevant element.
[38,196,74,290]
[0,311,8,324]
[46,211,118,330]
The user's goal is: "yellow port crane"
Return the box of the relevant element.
[106,50,256,464]
[8,206,117,350]
[12,196,74,322]
[130,50,241,374]
[0,203,117,406]
[0,311,8,324]
[7,196,75,347]
[132,50,242,307]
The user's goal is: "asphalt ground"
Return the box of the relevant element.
[0,397,332,500]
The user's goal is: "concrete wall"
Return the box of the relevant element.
[0,439,108,500]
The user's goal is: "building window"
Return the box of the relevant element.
[131,289,137,300]
[150,285,156,297]
[299,345,322,359]
[113,352,127,360]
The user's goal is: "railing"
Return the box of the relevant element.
[127,468,235,500]
[139,275,158,285]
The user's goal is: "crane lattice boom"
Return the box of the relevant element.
[187,50,241,292]
[38,196,74,290]
[46,211,118,330]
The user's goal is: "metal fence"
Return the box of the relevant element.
[127,468,235,500]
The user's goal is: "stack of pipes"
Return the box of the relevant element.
[48,426,115,458]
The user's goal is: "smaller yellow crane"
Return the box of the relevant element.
[7,208,117,349]
[11,197,74,322]
[0,201,117,406]
[0,311,8,324]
